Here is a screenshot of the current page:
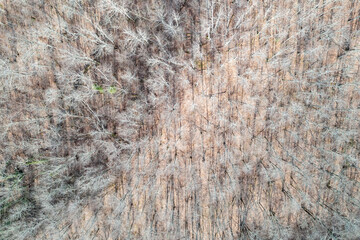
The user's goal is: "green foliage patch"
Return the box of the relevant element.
[92,84,104,93]
[108,86,117,94]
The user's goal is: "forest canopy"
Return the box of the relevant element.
[0,0,359,239]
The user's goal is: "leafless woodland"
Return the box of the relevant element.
[0,0,360,239]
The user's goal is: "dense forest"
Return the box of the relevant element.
[0,0,359,239]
